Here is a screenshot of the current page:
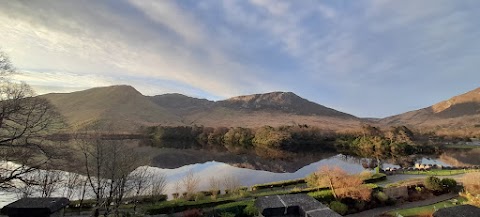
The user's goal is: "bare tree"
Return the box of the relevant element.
[223,175,241,195]
[307,166,371,201]
[37,169,62,198]
[0,49,63,189]
[75,132,147,217]
[181,170,199,200]
[208,176,221,199]
[128,167,166,213]
[62,172,82,200]
[149,172,167,202]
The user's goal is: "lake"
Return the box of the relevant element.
[0,146,478,207]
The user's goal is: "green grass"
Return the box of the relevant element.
[402,169,479,176]
[251,178,306,190]
[385,178,424,188]
[386,197,467,217]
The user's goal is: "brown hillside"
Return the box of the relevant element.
[380,87,480,131]
[42,85,181,131]
[41,86,362,132]
[219,92,356,118]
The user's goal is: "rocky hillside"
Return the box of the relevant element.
[218,92,355,118]
[380,87,480,131]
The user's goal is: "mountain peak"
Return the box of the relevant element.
[221,91,355,118]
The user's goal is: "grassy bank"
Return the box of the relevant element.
[386,197,467,217]
[402,169,479,176]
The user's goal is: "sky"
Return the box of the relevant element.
[1,0,479,118]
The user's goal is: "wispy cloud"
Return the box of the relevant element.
[1,0,479,117]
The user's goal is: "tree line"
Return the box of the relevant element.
[141,124,440,159]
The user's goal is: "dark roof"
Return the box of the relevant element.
[1,197,70,216]
[433,204,480,217]
[255,194,342,217]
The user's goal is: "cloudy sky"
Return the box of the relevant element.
[1,0,479,117]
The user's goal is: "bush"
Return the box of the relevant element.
[252,178,306,190]
[441,178,457,192]
[330,201,348,215]
[374,191,388,202]
[243,202,258,217]
[214,200,254,217]
[308,190,335,203]
[146,199,235,214]
[182,209,203,217]
[220,212,236,217]
[424,176,443,192]
[363,173,387,184]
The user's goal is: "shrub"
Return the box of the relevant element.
[214,200,254,217]
[182,209,203,217]
[308,190,335,203]
[330,201,348,215]
[374,191,388,202]
[243,202,259,217]
[441,178,457,192]
[195,192,206,201]
[424,176,443,192]
[220,212,236,217]
[146,199,235,214]
[363,173,387,184]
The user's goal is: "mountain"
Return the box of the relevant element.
[41,85,361,132]
[380,87,480,130]
[150,93,215,116]
[149,91,360,129]
[41,85,181,131]
[218,92,355,118]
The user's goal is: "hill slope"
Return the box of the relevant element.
[380,87,480,130]
[42,86,361,132]
[42,85,181,131]
[219,92,355,118]
[150,91,361,129]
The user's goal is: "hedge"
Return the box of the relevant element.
[251,178,306,191]
[145,198,235,214]
[307,190,335,203]
[363,173,387,184]
[213,200,255,217]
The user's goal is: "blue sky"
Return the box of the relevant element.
[1,0,479,118]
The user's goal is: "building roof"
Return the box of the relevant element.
[255,194,341,217]
[433,204,480,217]
[1,197,70,216]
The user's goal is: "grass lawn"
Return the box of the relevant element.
[402,169,479,176]
[386,197,467,217]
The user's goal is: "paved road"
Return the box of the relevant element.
[345,192,458,217]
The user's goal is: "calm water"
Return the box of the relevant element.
[1,146,478,206]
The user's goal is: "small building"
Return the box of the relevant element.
[433,204,480,217]
[1,197,70,217]
[255,194,341,217]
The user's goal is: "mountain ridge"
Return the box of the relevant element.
[40,85,480,133]
[41,85,361,131]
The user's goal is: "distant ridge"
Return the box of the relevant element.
[40,85,480,133]
[380,87,480,130]
[41,85,361,131]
